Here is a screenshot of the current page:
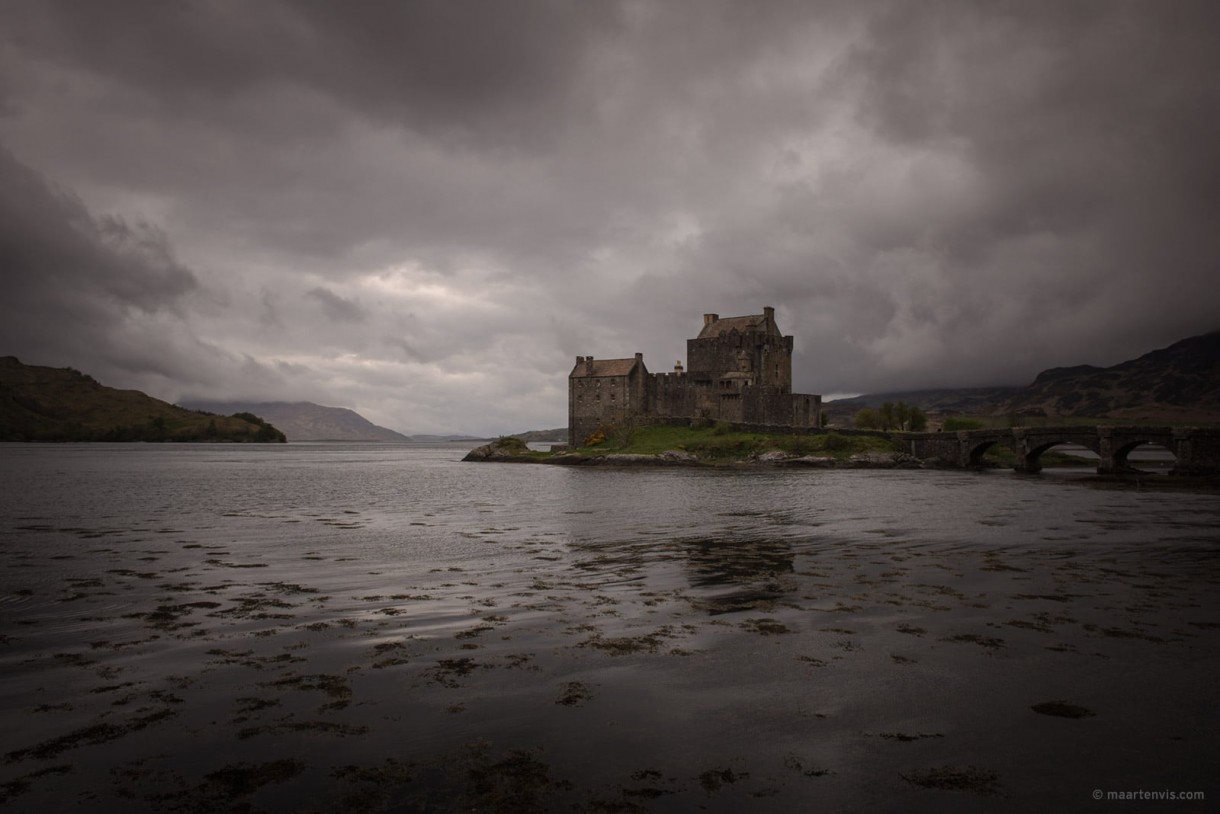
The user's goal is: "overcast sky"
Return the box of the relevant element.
[2,1,1218,435]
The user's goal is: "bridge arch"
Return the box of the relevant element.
[1024,441,1097,472]
[1111,437,1178,473]
[905,426,1219,475]
[967,439,1004,467]
[1016,433,1103,473]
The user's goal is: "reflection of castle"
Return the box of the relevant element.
[568,307,822,447]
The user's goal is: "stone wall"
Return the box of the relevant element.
[568,356,649,447]
[685,332,794,391]
[568,308,822,444]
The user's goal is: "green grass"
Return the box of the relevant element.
[569,424,899,461]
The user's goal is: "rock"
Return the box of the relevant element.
[462,438,533,462]
[462,444,494,461]
[848,452,897,468]
[891,452,923,469]
[788,456,836,467]
[753,450,791,463]
[544,453,592,465]
[660,450,700,463]
[601,454,668,465]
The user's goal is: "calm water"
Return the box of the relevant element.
[1,443,1217,812]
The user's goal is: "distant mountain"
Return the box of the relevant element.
[180,400,412,442]
[0,357,285,442]
[825,330,1220,424]
[410,434,487,442]
[824,387,1021,422]
[1005,330,1220,422]
[510,428,567,443]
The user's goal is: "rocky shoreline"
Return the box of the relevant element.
[463,442,929,469]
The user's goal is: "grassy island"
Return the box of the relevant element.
[466,423,908,467]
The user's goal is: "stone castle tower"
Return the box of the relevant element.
[568,307,821,447]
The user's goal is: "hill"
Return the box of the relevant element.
[1005,331,1220,422]
[179,400,412,442]
[825,330,1220,425]
[0,357,285,442]
[823,386,1021,424]
[509,427,567,443]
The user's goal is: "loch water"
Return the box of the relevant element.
[1,442,1217,812]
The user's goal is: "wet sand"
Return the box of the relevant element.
[1,447,1218,812]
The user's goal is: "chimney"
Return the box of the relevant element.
[703,313,719,326]
[674,360,684,373]
[575,355,584,366]
[584,356,594,374]
[763,306,774,321]
[634,352,643,362]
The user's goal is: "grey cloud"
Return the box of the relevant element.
[0,147,198,358]
[306,287,367,323]
[8,0,622,147]
[1,1,1218,434]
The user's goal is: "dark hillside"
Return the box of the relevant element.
[0,357,285,442]
[1005,330,1220,422]
[825,330,1220,425]
[181,400,411,442]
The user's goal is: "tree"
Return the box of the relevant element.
[879,402,895,430]
[854,407,882,429]
[893,401,910,431]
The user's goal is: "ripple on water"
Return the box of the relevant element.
[1,443,1218,811]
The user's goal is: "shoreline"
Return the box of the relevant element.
[463,442,1220,488]
[465,445,924,469]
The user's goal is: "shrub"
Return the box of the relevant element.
[854,407,882,429]
[493,436,529,452]
[942,417,985,431]
[821,432,851,451]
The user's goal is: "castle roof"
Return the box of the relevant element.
[570,357,644,378]
[696,312,778,339]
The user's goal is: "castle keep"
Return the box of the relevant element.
[569,307,822,447]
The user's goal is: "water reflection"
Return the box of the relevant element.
[680,535,796,614]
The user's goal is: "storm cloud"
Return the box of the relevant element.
[2,0,1217,434]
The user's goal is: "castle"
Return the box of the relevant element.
[569,307,822,447]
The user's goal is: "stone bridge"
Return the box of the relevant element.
[906,426,1220,475]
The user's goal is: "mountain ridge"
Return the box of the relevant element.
[0,357,285,442]
[179,400,412,442]
[826,330,1220,424]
